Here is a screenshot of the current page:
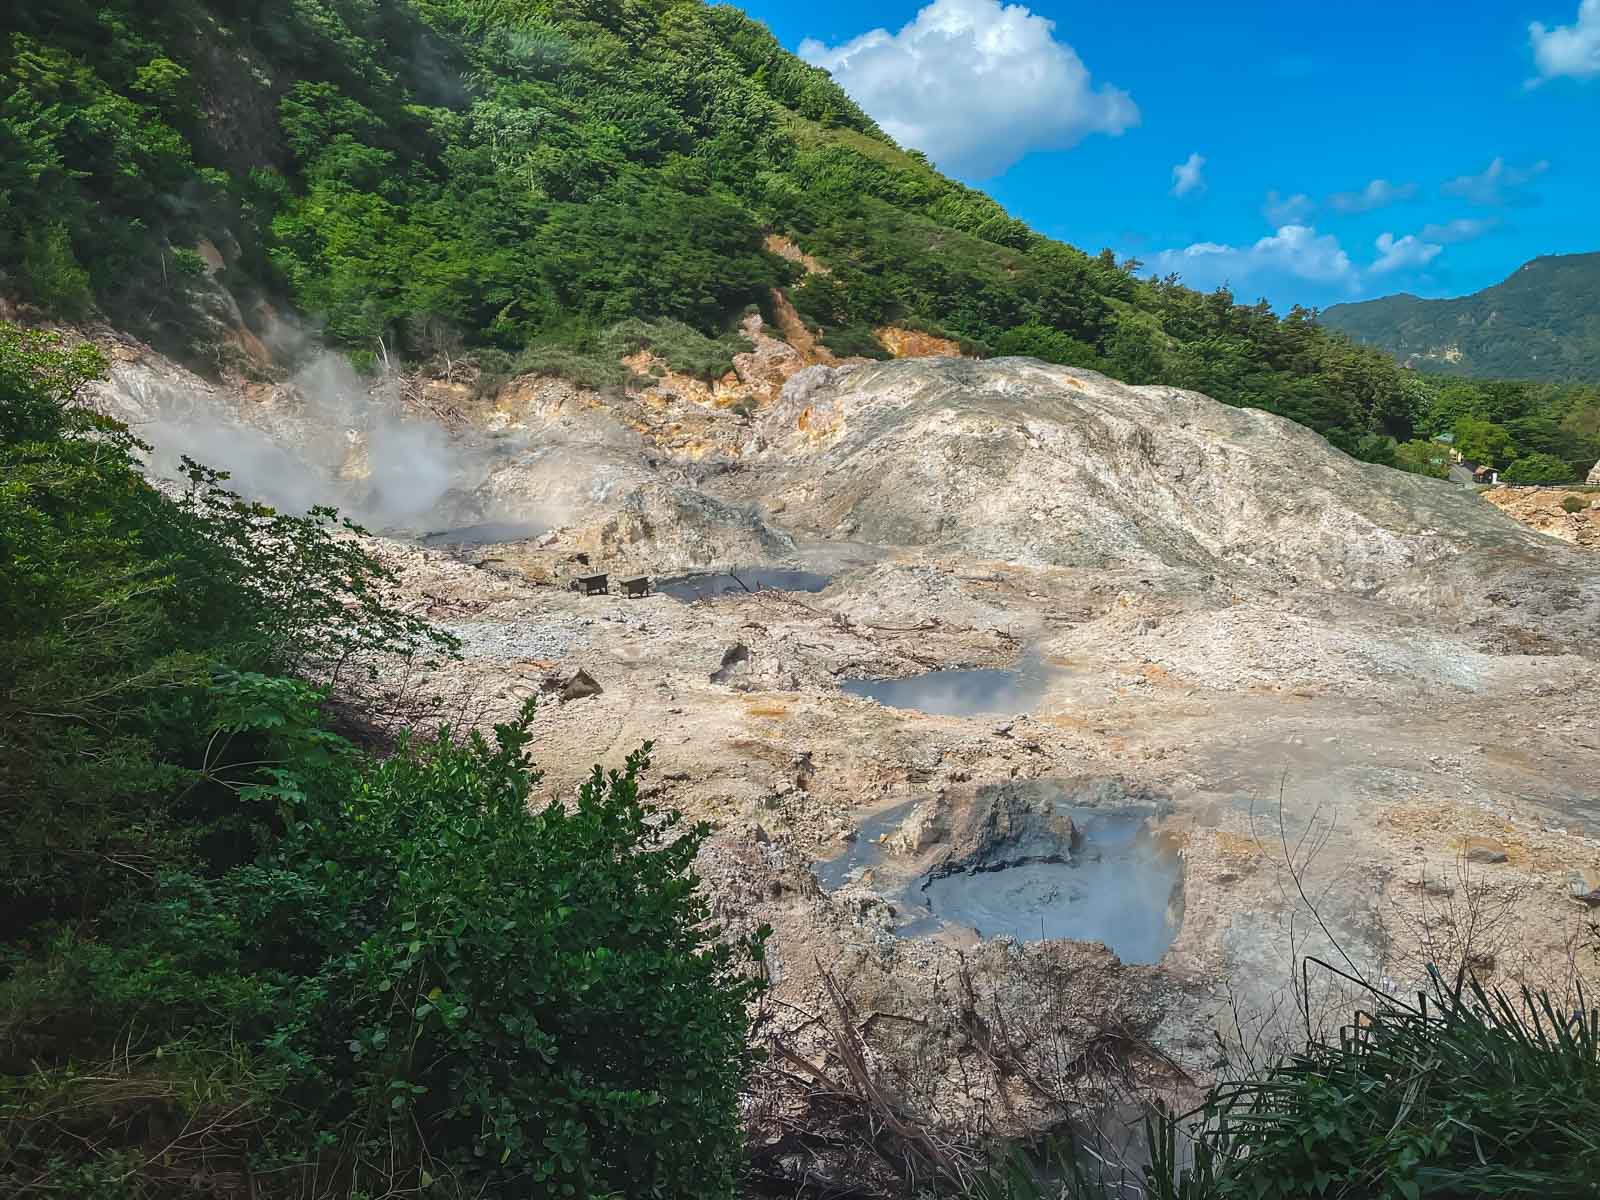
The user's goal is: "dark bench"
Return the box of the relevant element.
[571,573,609,596]
[620,576,652,598]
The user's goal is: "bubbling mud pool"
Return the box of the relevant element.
[840,655,1058,717]
[911,810,1184,964]
[818,800,1184,965]
[657,568,832,601]
[420,520,546,546]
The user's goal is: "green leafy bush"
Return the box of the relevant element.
[1505,452,1576,484]
[254,715,766,1197]
[0,323,766,1197]
[499,343,632,392]
[597,316,753,380]
[19,222,93,316]
[993,322,1107,370]
[821,323,891,360]
[1562,493,1587,513]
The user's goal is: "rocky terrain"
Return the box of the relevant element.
[85,329,1600,1182]
[1484,484,1600,551]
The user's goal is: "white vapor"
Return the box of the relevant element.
[1327,178,1417,214]
[799,0,1137,179]
[1262,190,1314,225]
[1530,0,1600,82]
[108,351,517,535]
[1441,157,1549,206]
[1171,152,1206,197]
[1371,232,1442,274]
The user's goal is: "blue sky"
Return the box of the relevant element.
[734,0,1600,311]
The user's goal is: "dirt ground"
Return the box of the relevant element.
[369,525,1600,1175]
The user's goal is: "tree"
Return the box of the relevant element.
[1393,438,1451,478]
[1503,452,1574,484]
[1452,416,1515,468]
[994,322,1105,369]
[1427,381,1492,431]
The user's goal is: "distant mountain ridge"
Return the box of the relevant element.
[1322,253,1600,382]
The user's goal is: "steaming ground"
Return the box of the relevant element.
[90,335,542,533]
[86,331,1600,1159]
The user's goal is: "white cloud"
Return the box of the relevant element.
[798,0,1138,179]
[1262,190,1314,225]
[1530,0,1600,82]
[1371,232,1442,274]
[1171,152,1206,197]
[1441,157,1549,206]
[1418,217,1499,244]
[1327,178,1417,213]
[1150,225,1357,294]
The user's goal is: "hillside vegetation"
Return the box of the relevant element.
[0,0,1520,465]
[1323,253,1600,383]
[1401,375,1600,483]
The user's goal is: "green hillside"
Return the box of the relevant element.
[1323,252,1600,382]
[1,0,1468,462]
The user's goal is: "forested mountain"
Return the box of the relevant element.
[2,0,1468,463]
[1323,253,1600,382]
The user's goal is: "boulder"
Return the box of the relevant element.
[1463,837,1509,864]
[560,669,604,702]
[889,802,947,855]
[1588,459,1600,485]
[710,643,751,684]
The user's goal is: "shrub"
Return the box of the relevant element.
[263,713,768,1197]
[1502,452,1572,485]
[821,322,892,359]
[20,223,93,317]
[169,247,209,278]
[0,321,768,1198]
[972,970,1600,1199]
[597,316,753,380]
[1562,494,1587,513]
[994,322,1106,370]
[507,344,630,391]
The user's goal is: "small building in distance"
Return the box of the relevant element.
[1433,433,1498,486]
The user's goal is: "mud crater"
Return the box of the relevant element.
[841,654,1059,717]
[420,520,547,546]
[818,781,1185,964]
[658,567,832,601]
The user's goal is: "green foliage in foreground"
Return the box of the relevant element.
[0,325,765,1197]
[976,970,1600,1200]
[0,0,1542,466]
